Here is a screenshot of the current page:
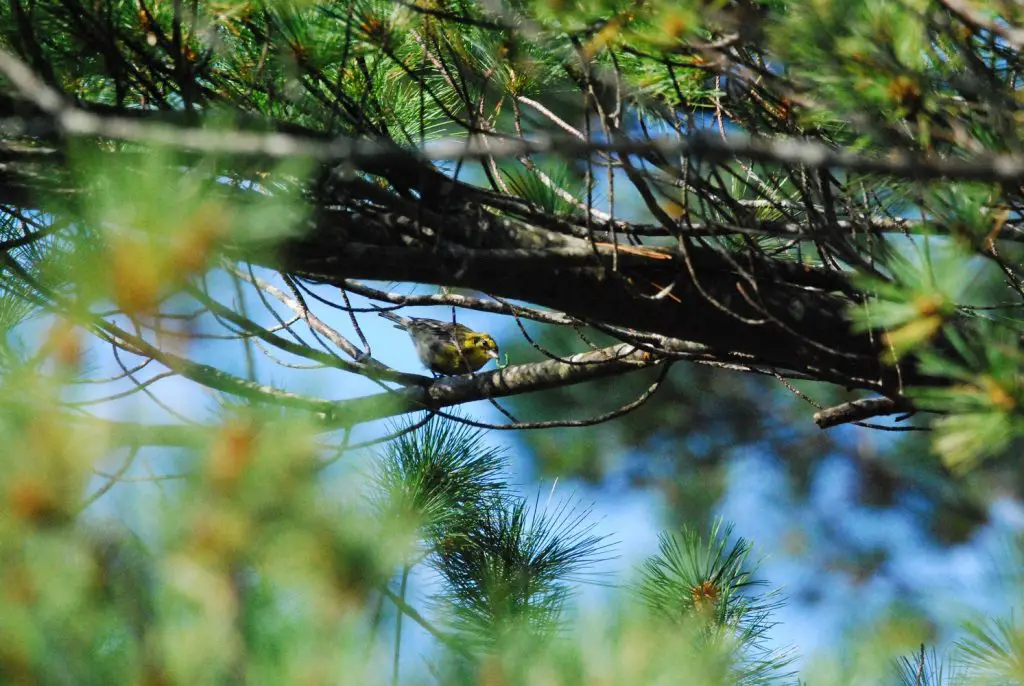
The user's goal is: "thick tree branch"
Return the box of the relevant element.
[276,228,897,393]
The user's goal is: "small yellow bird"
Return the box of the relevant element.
[378,311,500,375]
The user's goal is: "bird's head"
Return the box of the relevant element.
[465,332,500,360]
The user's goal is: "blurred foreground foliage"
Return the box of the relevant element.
[0,407,1022,685]
[0,404,787,685]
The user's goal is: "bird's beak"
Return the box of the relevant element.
[487,349,500,360]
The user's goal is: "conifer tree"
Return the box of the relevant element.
[1,0,1024,683]
[0,0,1022,461]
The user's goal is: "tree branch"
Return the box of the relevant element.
[322,344,659,428]
[813,397,916,429]
[5,44,1024,185]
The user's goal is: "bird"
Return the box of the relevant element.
[378,311,500,375]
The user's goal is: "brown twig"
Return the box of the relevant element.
[813,397,916,429]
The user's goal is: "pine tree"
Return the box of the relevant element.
[0,0,1021,461]
[2,0,1024,683]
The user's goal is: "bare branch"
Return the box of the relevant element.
[339,280,575,326]
[322,343,660,428]
[78,446,140,512]
[813,397,916,429]
[5,45,1024,185]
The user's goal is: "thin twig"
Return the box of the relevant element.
[78,446,140,512]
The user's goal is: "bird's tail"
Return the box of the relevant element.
[377,310,409,328]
